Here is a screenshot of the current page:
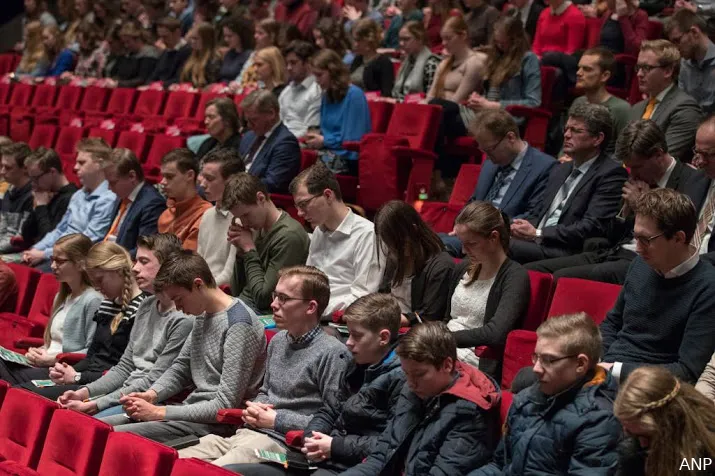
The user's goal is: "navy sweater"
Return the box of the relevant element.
[601,256,715,383]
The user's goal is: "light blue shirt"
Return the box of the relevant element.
[34,180,117,258]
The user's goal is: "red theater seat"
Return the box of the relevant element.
[98,433,177,476]
[4,264,42,317]
[0,273,58,352]
[547,277,622,325]
[0,389,59,468]
[501,330,537,390]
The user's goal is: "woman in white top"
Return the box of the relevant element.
[0,233,102,384]
[446,201,530,377]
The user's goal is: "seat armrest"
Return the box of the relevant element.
[505,105,552,120]
[391,146,437,161]
[475,345,504,360]
[14,337,44,349]
[56,352,86,365]
[342,141,361,152]
[216,408,244,425]
[285,430,305,447]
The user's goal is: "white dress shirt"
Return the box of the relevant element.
[278,75,322,138]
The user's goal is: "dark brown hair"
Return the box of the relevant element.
[154,250,217,292]
[397,321,457,367]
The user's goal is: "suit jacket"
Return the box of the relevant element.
[239,122,301,193]
[526,152,628,251]
[470,145,556,220]
[629,86,703,162]
[683,171,715,253]
[112,182,166,257]
[525,2,545,42]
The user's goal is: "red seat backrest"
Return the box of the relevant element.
[0,380,8,408]
[523,271,554,331]
[144,135,185,181]
[116,131,151,161]
[0,83,11,105]
[163,91,199,119]
[367,101,394,134]
[133,90,167,117]
[449,164,481,206]
[8,83,34,108]
[36,410,112,476]
[5,264,42,316]
[55,127,86,157]
[26,274,60,329]
[88,128,118,147]
[52,86,84,112]
[105,88,138,115]
[385,103,443,150]
[547,277,622,325]
[28,124,59,150]
[501,330,537,390]
[80,86,110,114]
[170,458,236,475]
[0,388,59,468]
[29,84,59,109]
[539,66,558,110]
[0,55,16,75]
[646,20,663,40]
[98,433,177,476]
[585,17,602,48]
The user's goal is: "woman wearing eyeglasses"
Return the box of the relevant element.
[445,201,530,378]
[0,234,102,385]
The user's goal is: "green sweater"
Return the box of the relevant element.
[230,211,310,313]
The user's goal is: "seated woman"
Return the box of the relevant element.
[233,18,280,90]
[23,0,57,28]
[466,16,541,111]
[532,0,586,58]
[392,20,442,101]
[424,0,456,50]
[178,22,222,90]
[382,0,424,49]
[599,0,648,56]
[41,24,77,77]
[20,241,149,400]
[313,17,354,65]
[615,366,715,475]
[376,200,454,324]
[196,97,242,160]
[69,21,107,79]
[218,15,255,83]
[0,234,102,385]
[447,201,530,377]
[15,21,48,77]
[105,21,159,88]
[304,49,372,175]
[58,234,192,419]
[350,18,395,97]
[464,0,500,48]
[253,46,287,97]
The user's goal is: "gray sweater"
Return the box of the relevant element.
[150,298,267,423]
[84,296,192,410]
[253,328,350,439]
[53,288,103,354]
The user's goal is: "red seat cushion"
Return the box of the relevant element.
[98,433,177,476]
[0,389,59,468]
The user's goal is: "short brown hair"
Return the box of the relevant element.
[154,250,217,292]
[76,137,111,163]
[206,97,240,134]
[581,46,617,77]
[156,17,182,32]
[536,313,602,366]
[468,109,520,140]
[161,148,199,176]
[343,293,401,340]
[0,142,31,168]
[396,321,457,368]
[616,119,668,163]
[102,148,144,181]
[136,233,183,265]
[202,148,245,179]
[640,39,681,76]
[665,8,707,37]
[633,188,697,244]
[352,18,381,50]
[25,147,62,173]
[289,162,343,201]
[277,266,330,318]
[221,172,270,211]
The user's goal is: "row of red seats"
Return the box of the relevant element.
[0,382,236,476]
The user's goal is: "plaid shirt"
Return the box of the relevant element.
[287,325,322,346]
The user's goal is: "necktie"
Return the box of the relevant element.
[641,97,658,120]
[485,165,513,204]
[105,199,130,242]
[245,135,266,167]
[693,185,715,251]
[543,168,582,228]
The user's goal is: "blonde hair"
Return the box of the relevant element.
[45,234,94,346]
[254,46,287,87]
[86,242,136,334]
[640,39,681,76]
[42,24,67,61]
[19,21,46,74]
[432,15,468,99]
[180,22,220,88]
[536,313,602,365]
[615,366,715,476]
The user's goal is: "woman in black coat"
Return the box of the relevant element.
[349,18,395,97]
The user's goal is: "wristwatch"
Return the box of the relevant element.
[74,372,82,383]
[534,229,543,242]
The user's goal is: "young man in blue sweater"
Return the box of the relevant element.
[599,188,715,384]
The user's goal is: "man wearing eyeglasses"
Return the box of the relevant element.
[599,188,715,384]
[0,142,32,254]
[692,116,715,265]
[470,313,622,476]
[629,39,702,162]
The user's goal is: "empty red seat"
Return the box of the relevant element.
[523,271,554,331]
[88,127,119,147]
[116,131,152,161]
[98,433,177,476]
[10,84,60,143]
[28,124,59,150]
[0,83,35,137]
[420,163,482,234]
[0,273,59,352]
[105,88,138,115]
[501,330,537,390]
[36,86,84,125]
[3,264,42,317]
[143,134,185,183]
[170,459,236,476]
[175,92,224,134]
[0,389,59,468]
[547,277,622,325]
[0,83,12,106]
[0,55,17,75]
[367,100,394,134]
[143,91,199,132]
[131,90,167,120]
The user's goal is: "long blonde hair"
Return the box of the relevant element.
[180,22,220,88]
[44,234,94,346]
[86,242,137,334]
[431,15,467,99]
[254,46,287,88]
[19,21,46,74]
[614,366,715,476]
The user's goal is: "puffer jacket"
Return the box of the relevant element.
[340,361,500,476]
[470,367,623,476]
[305,343,405,470]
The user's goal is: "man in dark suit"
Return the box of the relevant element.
[527,120,706,283]
[148,17,192,87]
[509,103,628,264]
[629,39,702,162]
[102,149,166,257]
[691,116,715,265]
[441,109,556,257]
[239,90,301,193]
[508,0,545,42]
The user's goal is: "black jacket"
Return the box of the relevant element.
[112,182,167,258]
[20,183,78,249]
[196,132,243,161]
[149,44,192,87]
[350,54,395,98]
[379,251,455,323]
[447,259,530,378]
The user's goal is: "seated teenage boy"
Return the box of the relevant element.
[226,293,406,475]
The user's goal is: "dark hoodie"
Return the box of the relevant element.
[341,361,500,476]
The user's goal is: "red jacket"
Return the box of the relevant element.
[532,4,586,56]
[600,8,649,56]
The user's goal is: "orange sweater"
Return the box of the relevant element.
[157,194,212,251]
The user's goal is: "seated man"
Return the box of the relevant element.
[157,149,212,251]
[628,39,702,162]
[599,188,715,383]
[0,258,17,312]
[101,148,166,257]
[279,40,322,139]
[104,251,267,442]
[22,138,117,271]
[0,142,33,253]
[226,293,406,476]
[666,9,715,115]
[290,163,383,318]
[442,109,555,257]
[341,321,499,476]
[196,148,245,287]
[148,17,192,87]
[239,90,301,193]
[527,119,704,284]
[692,116,715,263]
[470,313,622,475]
[223,173,309,314]
[179,265,351,466]
[59,233,192,418]
[509,103,627,264]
